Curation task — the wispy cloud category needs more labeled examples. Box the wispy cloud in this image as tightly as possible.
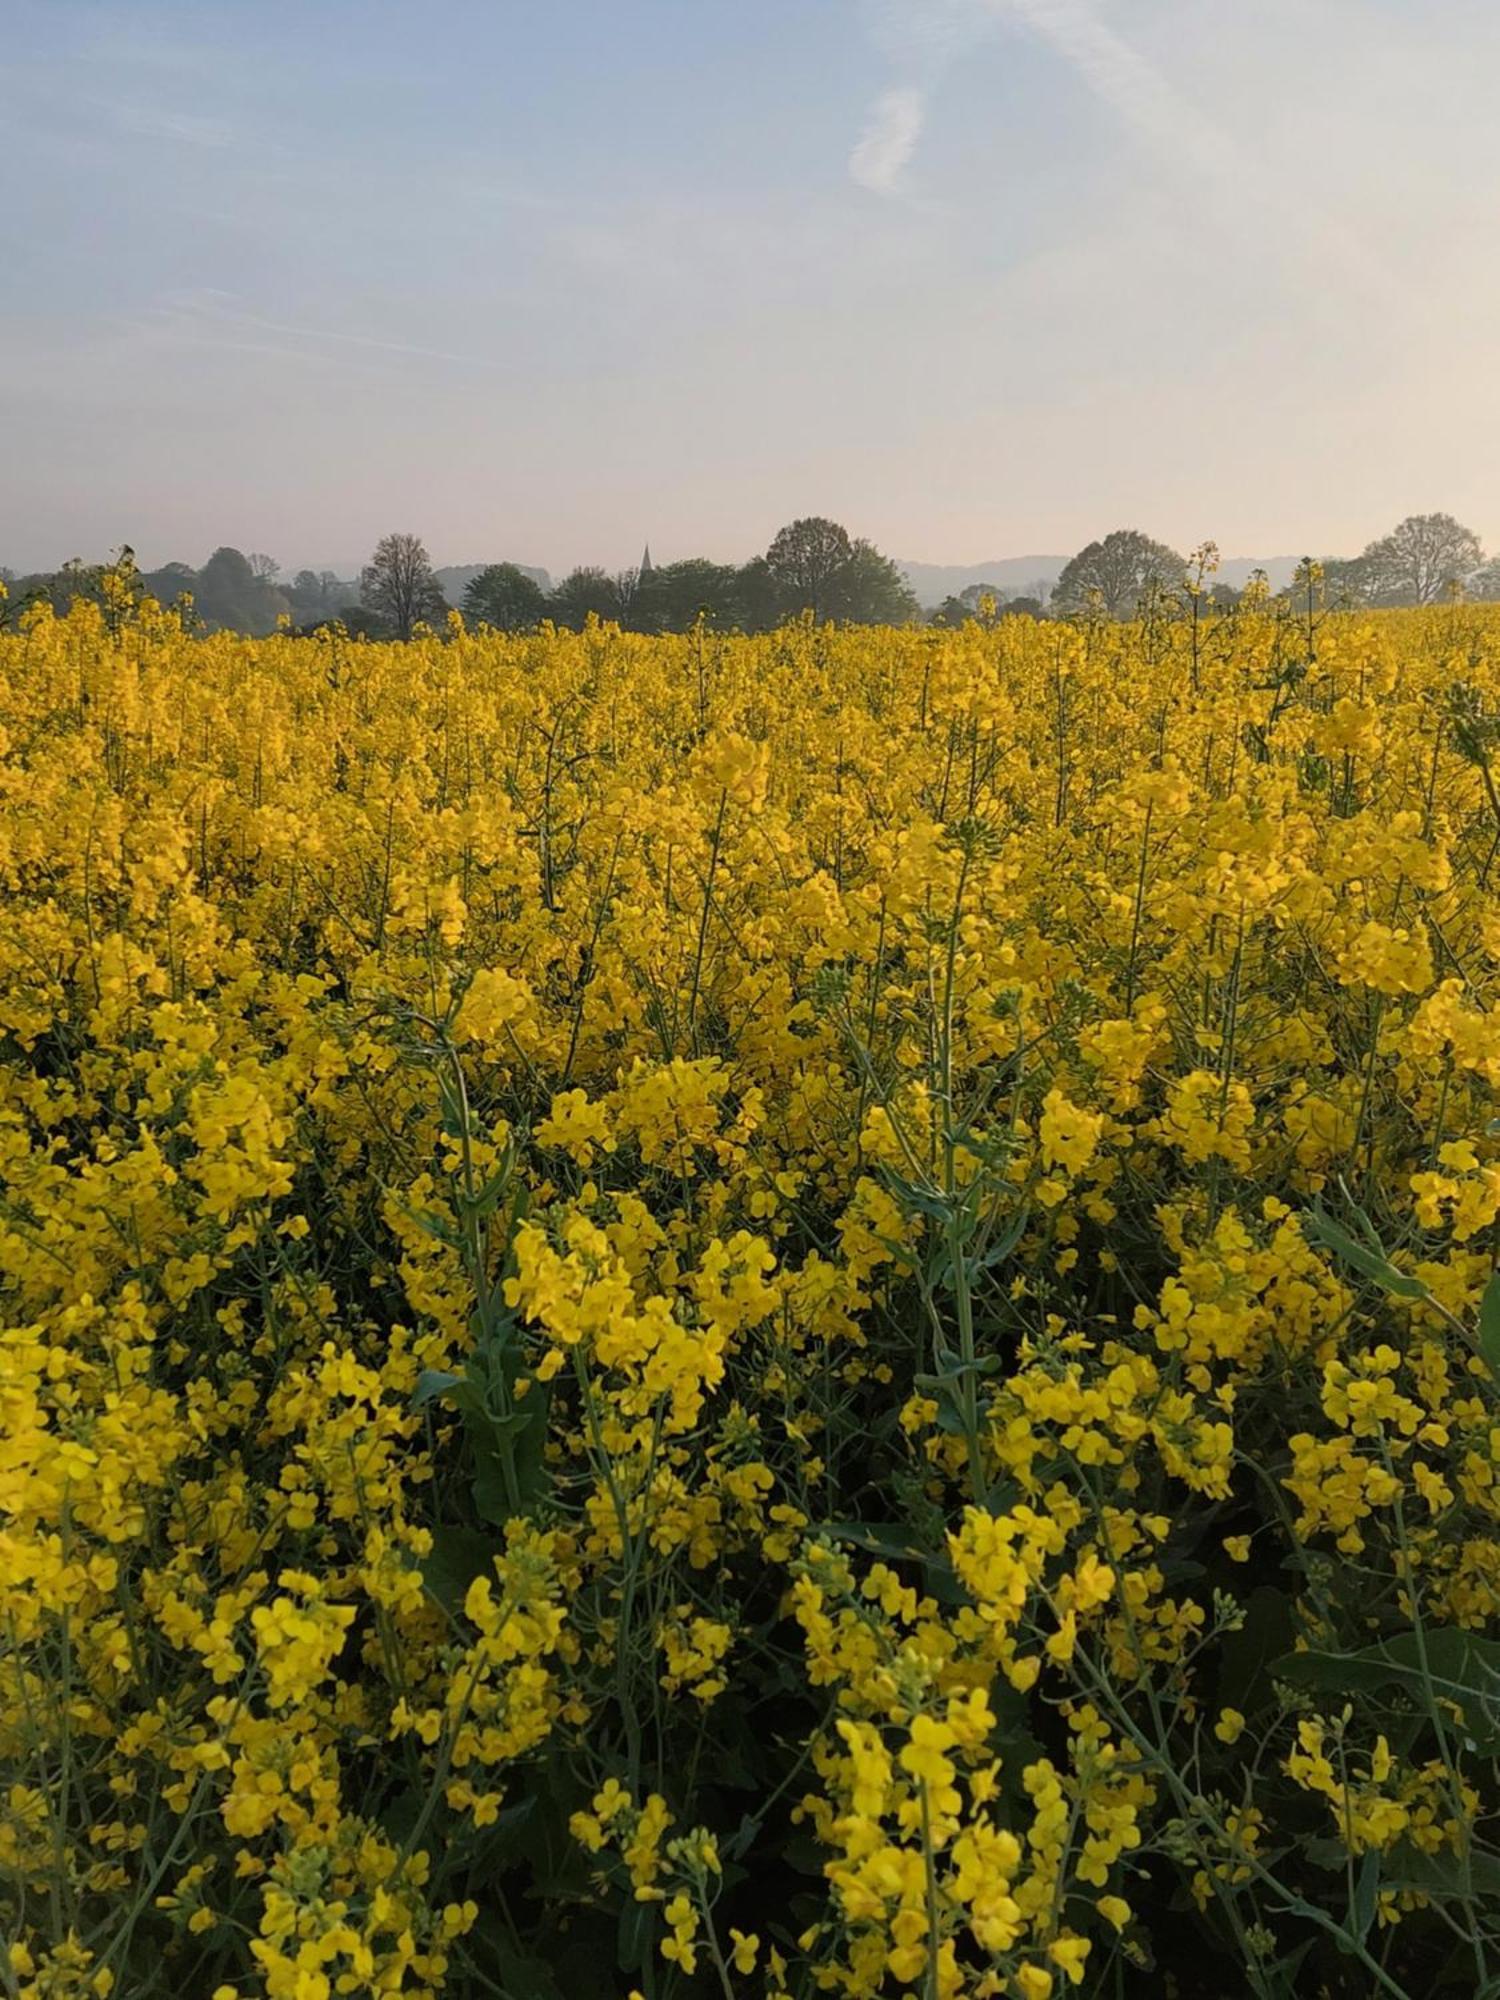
[850,86,927,193]
[995,0,1239,183]
[985,0,1413,319]
[849,1,998,196]
[149,292,500,373]
[113,104,232,148]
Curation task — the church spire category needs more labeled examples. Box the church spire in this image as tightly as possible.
[639,542,654,577]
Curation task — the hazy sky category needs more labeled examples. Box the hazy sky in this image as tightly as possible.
[4,0,1499,575]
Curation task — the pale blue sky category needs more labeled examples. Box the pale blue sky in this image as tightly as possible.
[4,0,1499,574]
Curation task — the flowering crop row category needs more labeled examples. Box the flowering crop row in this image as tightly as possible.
[2,577,1499,1998]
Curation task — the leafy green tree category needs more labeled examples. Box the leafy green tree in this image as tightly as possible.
[10,557,110,616]
[141,562,198,608]
[762,519,917,624]
[196,546,288,635]
[931,583,1006,628]
[630,558,745,633]
[322,605,391,639]
[1051,530,1185,616]
[732,557,782,633]
[547,567,629,629]
[287,570,351,622]
[824,541,920,624]
[1295,556,1380,609]
[463,563,549,632]
[1360,513,1483,605]
[360,533,446,640]
[764,517,854,619]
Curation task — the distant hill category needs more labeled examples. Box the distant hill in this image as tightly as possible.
[898,552,1306,608]
[436,563,552,607]
[898,556,1065,609]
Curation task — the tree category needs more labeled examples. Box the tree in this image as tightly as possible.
[764,517,854,619]
[248,552,281,585]
[726,558,778,634]
[288,571,356,623]
[931,595,971,629]
[1051,530,1186,616]
[822,541,919,624]
[1359,513,1483,605]
[1468,559,1500,602]
[1304,556,1379,610]
[360,533,446,640]
[463,563,549,632]
[931,584,1007,629]
[194,546,287,635]
[313,605,390,640]
[760,519,917,624]
[11,558,110,616]
[547,566,628,629]
[141,561,198,607]
[287,570,333,619]
[436,562,550,609]
[630,558,745,634]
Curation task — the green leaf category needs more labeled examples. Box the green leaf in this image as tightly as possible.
[1352,1850,1379,1940]
[825,1519,942,1565]
[617,1894,655,1975]
[1216,1585,1296,1713]
[973,1205,1031,1274]
[867,1226,920,1272]
[915,1356,1003,1393]
[470,1391,551,1525]
[1382,1840,1500,1902]
[1479,1269,1500,1381]
[1265,1939,1318,1987]
[471,1920,567,2000]
[508,1381,552,1504]
[722,1811,764,1863]
[1272,1628,1500,1749]
[404,1205,461,1248]
[823,1519,963,1601]
[1301,1209,1428,1300]
[877,1172,954,1226]
[420,1526,498,1616]
[412,1367,486,1424]
[412,1368,463,1410]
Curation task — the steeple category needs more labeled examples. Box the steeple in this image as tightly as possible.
[639,543,654,578]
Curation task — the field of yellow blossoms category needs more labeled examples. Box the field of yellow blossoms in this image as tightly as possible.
[4,573,1500,2000]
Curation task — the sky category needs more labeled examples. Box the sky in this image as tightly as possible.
[3,0,1500,576]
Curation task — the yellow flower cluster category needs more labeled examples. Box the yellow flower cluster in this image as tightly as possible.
[4,582,1500,1995]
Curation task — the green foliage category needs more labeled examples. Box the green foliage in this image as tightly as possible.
[462,561,549,632]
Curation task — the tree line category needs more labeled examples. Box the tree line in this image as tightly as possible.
[1038,515,1497,620]
[358,518,918,639]
[5,511,1496,638]
[0,520,919,640]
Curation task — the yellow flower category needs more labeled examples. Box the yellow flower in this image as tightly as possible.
[1048,1935,1092,1984]
[729,1928,760,1973]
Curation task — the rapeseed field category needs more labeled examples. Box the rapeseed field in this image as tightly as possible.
[4,575,1499,1998]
